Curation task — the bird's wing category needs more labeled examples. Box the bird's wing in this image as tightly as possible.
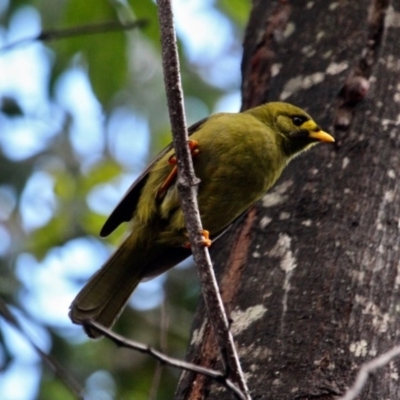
[100,117,209,237]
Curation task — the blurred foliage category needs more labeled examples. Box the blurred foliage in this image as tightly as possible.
[49,0,128,106]
[0,0,249,399]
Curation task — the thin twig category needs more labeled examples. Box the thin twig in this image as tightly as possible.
[339,345,400,400]
[0,20,148,53]
[0,299,84,399]
[155,1,250,399]
[85,320,246,400]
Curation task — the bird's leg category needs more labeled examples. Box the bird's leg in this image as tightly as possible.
[157,140,199,199]
[183,230,212,248]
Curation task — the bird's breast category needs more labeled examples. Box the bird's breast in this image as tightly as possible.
[193,123,284,234]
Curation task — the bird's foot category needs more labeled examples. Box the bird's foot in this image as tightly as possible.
[168,140,199,165]
[157,140,199,199]
[183,230,212,249]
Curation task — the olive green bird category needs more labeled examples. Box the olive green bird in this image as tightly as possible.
[69,102,334,338]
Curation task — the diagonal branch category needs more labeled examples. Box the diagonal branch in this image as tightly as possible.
[0,299,84,399]
[155,0,250,399]
[339,345,400,400]
[0,20,148,53]
[85,320,246,400]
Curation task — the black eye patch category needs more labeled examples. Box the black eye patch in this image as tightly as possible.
[291,115,309,126]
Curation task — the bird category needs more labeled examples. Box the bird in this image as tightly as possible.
[69,101,334,338]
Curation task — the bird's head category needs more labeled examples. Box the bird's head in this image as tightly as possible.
[247,102,334,159]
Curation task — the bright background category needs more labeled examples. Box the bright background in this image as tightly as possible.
[0,1,249,399]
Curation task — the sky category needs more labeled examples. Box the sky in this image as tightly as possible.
[0,1,243,399]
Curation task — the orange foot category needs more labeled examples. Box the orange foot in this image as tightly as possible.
[157,140,199,199]
[183,230,212,249]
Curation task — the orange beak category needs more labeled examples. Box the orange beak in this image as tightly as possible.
[308,130,335,143]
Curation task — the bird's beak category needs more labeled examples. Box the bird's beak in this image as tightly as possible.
[308,130,335,143]
[302,120,335,143]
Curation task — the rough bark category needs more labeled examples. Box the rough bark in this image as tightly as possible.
[176,0,400,399]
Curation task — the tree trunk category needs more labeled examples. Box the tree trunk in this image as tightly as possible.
[176,0,400,399]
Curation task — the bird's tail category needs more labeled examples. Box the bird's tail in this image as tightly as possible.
[69,235,147,338]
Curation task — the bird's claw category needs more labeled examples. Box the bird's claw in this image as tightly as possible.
[183,230,212,249]
[157,140,199,199]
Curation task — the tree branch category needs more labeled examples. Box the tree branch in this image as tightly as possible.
[85,320,246,400]
[339,345,400,400]
[0,299,84,399]
[0,20,148,53]
[155,0,250,398]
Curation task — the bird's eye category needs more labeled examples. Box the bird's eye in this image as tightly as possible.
[291,115,308,126]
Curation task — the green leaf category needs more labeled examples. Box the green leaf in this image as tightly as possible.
[49,0,128,106]
[128,0,160,49]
